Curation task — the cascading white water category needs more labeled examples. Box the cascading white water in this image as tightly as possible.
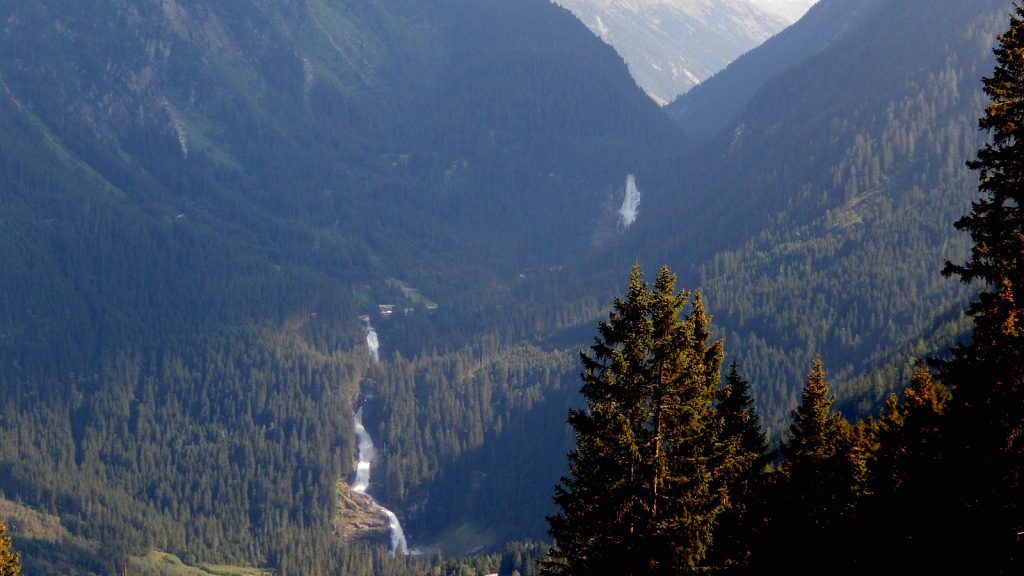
[351,317,409,556]
[617,173,641,229]
[352,406,374,493]
[352,406,409,556]
[364,317,380,364]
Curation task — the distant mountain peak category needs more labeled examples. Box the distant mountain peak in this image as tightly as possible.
[554,0,795,104]
[748,0,818,23]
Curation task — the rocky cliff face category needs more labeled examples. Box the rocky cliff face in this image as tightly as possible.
[335,485,392,547]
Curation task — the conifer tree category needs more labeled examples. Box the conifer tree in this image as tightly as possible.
[873,361,948,496]
[645,286,727,575]
[939,3,1024,571]
[781,357,848,484]
[0,518,20,576]
[861,361,948,572]
[707,362,769,573]
[718,362,769,465]
[542,265,728,576]
[759,357,855,575]
[543,265,652,576]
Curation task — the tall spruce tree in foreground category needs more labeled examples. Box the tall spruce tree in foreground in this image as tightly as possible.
[542,264,729,576]
[779,357,851,507]
[707,362,769,573]
[939,3,1024,571]
[543,265,652,576]
[717,362,769,469]
[755,357,858,575]
[861,361,949,572]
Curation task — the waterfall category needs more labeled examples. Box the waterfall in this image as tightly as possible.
[352,406,409,556]
[617,173,640,229]
[363,316,380,363]
[351,315,409,556]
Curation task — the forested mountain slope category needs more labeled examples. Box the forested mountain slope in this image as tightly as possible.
[665,0,888,135]
[602,0,1011,431]
[0,0,1015,573]
[364,0,1016,554]
[0,0,676,573]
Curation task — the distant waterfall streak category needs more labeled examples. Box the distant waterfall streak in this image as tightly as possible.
[618,174,640,229]
[352,407,375,493]
[363,317,380,363]
[352,406,409,556]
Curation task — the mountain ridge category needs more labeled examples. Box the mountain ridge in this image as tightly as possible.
[554,0,790,103]
[613,0,1007,427]
[665,0,887,134]
[0,1,675,572]
[0,0,1015,573]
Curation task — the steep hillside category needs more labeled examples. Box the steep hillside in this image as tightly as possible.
[610,0,1011,430]
[665,0,888,135]
[0,0,1016,572]
[362,1,1015,553]
[0,0,677,572]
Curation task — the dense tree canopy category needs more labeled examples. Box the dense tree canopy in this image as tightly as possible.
[2,2,1023,574]
[939,2,1024,571]
[541,6,1024,576]
[543,265,739,576]
[705,362,769,572]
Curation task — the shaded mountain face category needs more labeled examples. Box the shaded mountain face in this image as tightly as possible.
[554,0,790,104]
[665,0,889,135]
[365,0,1017,554]
[0,0,1017,572]
[0,0,681,572]
[601,0,1012,429]
[0,0,679,293]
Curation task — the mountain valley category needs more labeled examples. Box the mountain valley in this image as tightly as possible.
[0,0,1016,573]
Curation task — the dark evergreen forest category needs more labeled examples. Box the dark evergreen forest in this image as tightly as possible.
[0,0,1018,574]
